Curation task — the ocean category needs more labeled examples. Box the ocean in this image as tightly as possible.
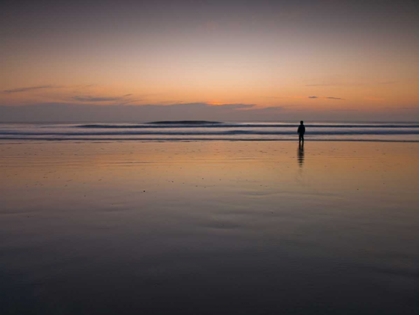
[0,121,418,141]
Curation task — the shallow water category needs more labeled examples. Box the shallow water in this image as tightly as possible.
[0,141,418,314]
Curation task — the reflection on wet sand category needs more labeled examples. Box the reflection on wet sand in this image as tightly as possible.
[0,141,418,315]
[297,142,304,167]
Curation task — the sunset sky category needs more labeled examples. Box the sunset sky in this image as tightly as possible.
[1,0,418,122]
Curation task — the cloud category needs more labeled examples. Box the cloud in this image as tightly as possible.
[3,85,58,94]
[0,102,261,123]
[326,97,344,100]
[73,96,125,102]
[308,96,344,100]
[72,94,133,104]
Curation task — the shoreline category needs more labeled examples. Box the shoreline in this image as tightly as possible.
[0,138,418,143]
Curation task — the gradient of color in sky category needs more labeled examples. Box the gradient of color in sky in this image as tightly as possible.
[1,0,418,122]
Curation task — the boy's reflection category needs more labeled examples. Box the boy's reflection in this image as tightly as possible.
[297,142,304,167]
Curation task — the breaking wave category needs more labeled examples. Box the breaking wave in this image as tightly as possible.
[0,122,417,141]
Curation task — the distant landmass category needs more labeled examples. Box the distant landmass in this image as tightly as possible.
[148,120,222,125]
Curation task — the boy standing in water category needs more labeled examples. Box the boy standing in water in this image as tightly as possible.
[297,121,305,144]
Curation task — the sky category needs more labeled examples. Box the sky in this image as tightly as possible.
[0,0,418,122]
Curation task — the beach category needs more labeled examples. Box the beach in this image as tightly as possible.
[0,140,418,314]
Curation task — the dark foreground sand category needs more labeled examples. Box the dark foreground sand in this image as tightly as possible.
[0,141,418,315]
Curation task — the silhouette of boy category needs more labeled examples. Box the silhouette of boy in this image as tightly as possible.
[297,121,305,143]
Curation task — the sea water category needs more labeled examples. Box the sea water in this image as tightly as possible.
[0,121,417,141]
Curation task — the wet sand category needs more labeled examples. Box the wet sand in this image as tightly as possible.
[0,141,418,314]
